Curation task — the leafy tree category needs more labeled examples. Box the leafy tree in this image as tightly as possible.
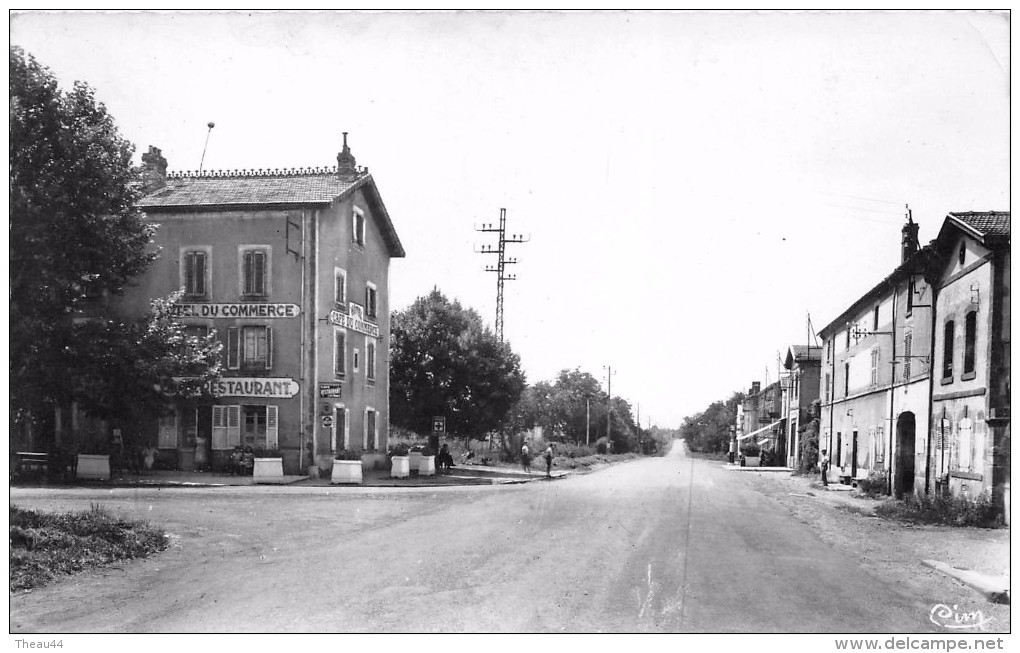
[681,391,746,453]
[9,47,221,439]
[389,288,526,438]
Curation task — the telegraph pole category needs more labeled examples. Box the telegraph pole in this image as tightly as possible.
[604,365,616,450]
[475,208,528,342]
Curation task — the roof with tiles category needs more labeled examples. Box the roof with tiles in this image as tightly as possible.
[137,167,367,208]
[946,211,1010,242]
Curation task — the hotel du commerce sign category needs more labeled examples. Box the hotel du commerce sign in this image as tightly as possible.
[328,302,380,338]
[171,303,300,319]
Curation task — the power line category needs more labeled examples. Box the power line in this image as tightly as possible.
[474,208,529,342]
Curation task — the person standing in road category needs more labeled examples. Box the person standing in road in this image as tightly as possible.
[819,449,830,487]
[544,444,554,477]
[521,441,531,474]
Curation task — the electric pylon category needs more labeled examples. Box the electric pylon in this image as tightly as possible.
[475,208,528,342]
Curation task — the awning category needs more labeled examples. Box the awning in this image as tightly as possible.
[737,419,784,441]
[757,438,771,446]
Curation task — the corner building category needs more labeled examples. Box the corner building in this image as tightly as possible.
[119,135,404,474]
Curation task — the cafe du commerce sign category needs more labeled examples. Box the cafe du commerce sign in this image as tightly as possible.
[328,302,380,338]
[171,303,300,319]
[177,377,300,398]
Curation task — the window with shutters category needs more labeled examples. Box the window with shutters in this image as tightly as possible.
[183,250,209,298]
[212,406,230,451]
[240,247,269,297]
[241,326,272,369]
[962,311,977,379]
[334,267,347,305]
[870,348,880,386]
[353,206,366,247]
[365,407,377,451]
[366,282,378,319]
[942,320,955,381]
[367,339,376,381]
[334,329,346,377]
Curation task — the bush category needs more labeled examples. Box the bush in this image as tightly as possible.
[875,492,1002,528]
[855,471,886,497]
[595,437,609,455]
[741,443,760,457]
[253,447,281,458]
[388,443,410,457]
[334,449,361,461]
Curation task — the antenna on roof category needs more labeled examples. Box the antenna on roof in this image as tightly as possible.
[199,122,215,174]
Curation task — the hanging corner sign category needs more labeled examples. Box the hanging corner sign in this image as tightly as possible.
[432,416,446,433]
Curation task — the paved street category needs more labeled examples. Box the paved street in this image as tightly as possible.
[9,443,979,633]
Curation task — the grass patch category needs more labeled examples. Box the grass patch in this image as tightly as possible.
[10,503,170,592]
[874,493,1002,528]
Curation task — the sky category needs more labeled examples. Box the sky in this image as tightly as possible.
[10,11,1010,429]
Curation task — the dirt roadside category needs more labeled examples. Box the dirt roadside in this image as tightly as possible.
[738,469,1010,632]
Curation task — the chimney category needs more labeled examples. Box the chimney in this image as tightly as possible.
[751,381,761,395]
[141,145,168,193]
[901,210,919,263]
[336,132,358,179]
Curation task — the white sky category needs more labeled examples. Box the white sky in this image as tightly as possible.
[10,11,1009,429]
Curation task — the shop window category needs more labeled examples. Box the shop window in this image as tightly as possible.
[963,311,977,379]
[942,320,955,381]
[241,248,268,297]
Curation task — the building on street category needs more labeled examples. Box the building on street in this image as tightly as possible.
[928,211,1010,520]
[817,215,935,495]
[112,134,404,474]
[782,344,821,468]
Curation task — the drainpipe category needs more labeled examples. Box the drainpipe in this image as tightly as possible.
[887,282,897,495]
[311,208,320,470]
[298,210,308,473]
[924,277,938,495]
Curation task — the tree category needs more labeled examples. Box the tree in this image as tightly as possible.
[9,47,221,439]
[680,390,745,453]
[389,288,526,438]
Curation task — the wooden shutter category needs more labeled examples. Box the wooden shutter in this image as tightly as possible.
[343,408,350,449]
[194,252,206,296]
[265,326,273,370]
[227,327,239,369]
[243,250,253,295]
[227,405,241,447]
[254,251,266,295]
[367,341,376,380]
[185,253,195,294]
[266,406,278,449]
[211,406,229,450]
[335,330,345,375]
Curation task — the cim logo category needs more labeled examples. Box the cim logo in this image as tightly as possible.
[929,604,994,630]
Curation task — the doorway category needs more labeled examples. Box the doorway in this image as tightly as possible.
[851,431,859,479]
[242,406,267,448]
[896,412,916,498]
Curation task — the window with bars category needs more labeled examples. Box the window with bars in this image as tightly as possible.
[242,249,268,297]
[903,333,912,381]
[184,251,208,297]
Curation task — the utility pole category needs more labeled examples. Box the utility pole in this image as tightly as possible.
[604,365,616,450]
[475,208,529,342]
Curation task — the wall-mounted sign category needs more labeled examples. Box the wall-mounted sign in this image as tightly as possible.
[204,377,299,398]
[328,307,380,338]
[172,303,300,319]
[321,415,334,428]
[432,416,446,433]
[319,382,343,398]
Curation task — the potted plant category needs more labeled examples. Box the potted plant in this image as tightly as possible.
[742,443,761,468]
[408,445,423,476]
[331,449,363,485]
[389,443,410,479]
[253,447,284,482]
[419,446,436,477]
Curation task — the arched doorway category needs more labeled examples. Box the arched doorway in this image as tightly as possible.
[896,412,916,498]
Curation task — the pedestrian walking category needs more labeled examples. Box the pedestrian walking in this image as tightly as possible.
[521,442,531,474]
[544,445,554,477]
[819,449,830,487]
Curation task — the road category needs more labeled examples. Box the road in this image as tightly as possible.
[11,443,946,633]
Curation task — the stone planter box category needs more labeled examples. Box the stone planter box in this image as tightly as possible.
[419,455,436,477]
[331,460,363,484]
[253,457,284,483]
[76,454,111,481]
[408,451,423,474]
[742,456,760,468]
[390,455,410,479]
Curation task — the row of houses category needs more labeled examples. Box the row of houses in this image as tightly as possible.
[30,135,405,476]
[735,211,1010,521]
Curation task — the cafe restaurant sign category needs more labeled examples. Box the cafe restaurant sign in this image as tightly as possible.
[328,303,380,338]
[172,303,300,319]
[177,377,300,398]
